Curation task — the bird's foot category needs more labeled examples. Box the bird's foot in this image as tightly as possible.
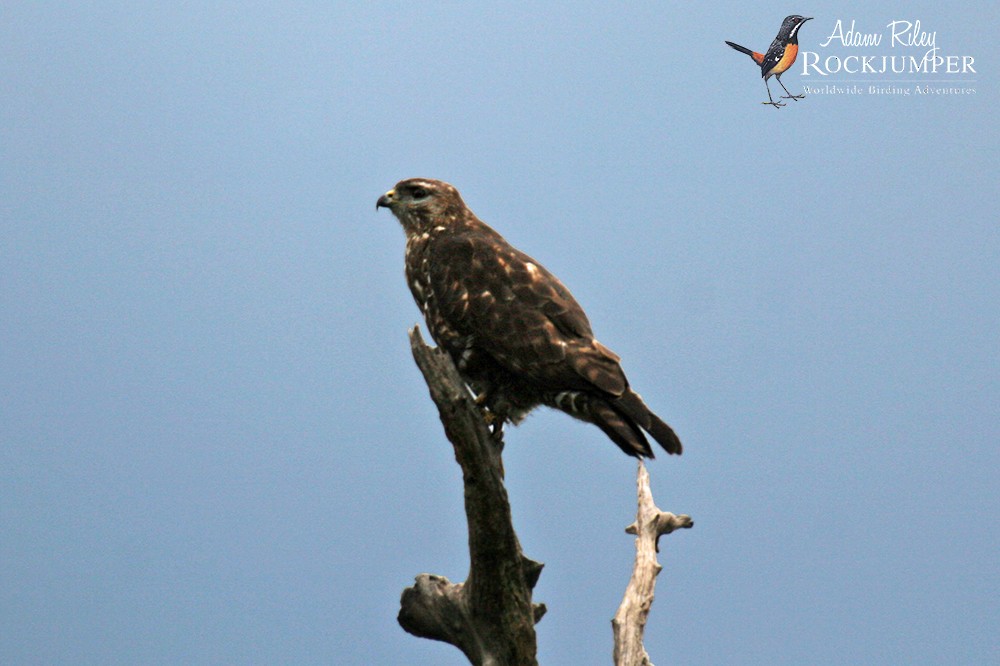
[476,397,503,433]
[475,393,497,424]
[781,93,805,100]
[762,100,785,108]
[472,391,506,443]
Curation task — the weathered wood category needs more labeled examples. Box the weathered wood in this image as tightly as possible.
[398,326,545,666]
[612,461,693,666]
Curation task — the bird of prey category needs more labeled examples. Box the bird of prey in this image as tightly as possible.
[377,178,682,458]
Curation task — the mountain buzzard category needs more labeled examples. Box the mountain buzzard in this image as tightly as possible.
[377,178,682,458]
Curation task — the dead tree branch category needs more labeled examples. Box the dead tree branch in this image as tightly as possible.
[398,326,545,666]
[612,461,693,666]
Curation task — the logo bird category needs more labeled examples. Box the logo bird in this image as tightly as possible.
[726,15,812,107]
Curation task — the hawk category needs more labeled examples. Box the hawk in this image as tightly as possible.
[377,178,682,458]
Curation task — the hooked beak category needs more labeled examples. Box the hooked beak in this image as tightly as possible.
[376,189,395,210]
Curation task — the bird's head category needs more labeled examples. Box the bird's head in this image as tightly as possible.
[781,15,812,40]
[376,178,467,234]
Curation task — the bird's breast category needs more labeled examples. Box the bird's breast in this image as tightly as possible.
[772,43,798,74]
[405,238,432,311]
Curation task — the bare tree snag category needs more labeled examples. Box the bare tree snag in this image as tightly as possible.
[612,461,693,666]
[398,326,546,666]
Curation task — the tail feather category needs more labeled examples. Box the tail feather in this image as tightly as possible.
[725,40,765,65]
[725,40,753,56]
[645,411,683,456]
[588,400,654,458]
[615,390,683,456]
[549,388,682,458]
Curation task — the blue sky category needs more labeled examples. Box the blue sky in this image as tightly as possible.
[2,3,996,664]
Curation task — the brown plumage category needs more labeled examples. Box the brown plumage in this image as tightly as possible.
[377,178,682,458]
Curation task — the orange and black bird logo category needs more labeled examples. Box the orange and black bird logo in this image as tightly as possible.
[726,15,812,108]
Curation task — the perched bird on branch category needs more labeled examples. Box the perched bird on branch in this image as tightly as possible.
[377,178,682,458]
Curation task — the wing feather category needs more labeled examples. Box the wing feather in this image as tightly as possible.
[427,228,628,396]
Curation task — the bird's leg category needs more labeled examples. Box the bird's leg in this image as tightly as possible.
[778,75,805,100]
[469,391,505,477]
[762,78,785,107]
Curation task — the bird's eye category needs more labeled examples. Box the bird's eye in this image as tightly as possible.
[411,187,430,199]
